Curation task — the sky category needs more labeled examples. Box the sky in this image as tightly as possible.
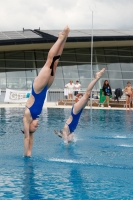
[0,0,132,31]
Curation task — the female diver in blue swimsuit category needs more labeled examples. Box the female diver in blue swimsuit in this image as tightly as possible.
[54,68,105,144]
[22,26,70,156]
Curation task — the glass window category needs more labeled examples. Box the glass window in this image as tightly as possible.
[6,60,27,89]
[78,65,92,78]
[35,50,45,60]
[119,57,132,63]
[108,70,122,79]
[104,48,119,64]
[49,65,64,89]
[7,77,26,89]
[25,52,37,78]
[80,78,91,89]
[5,51,24,59]
[75,48,91,64]
[0,52,4,59]
[116,47,133,77]
[25,67,37,78]
[122,71,133,79]
[26,78,34,90]
[94,48,105,64]
[35,50,45,74]
[43,50,49,60]
[5,51,26,80]
[0,60,6,79]
[0,57,6,89]
[26,69,37,78]
[36,61,44,74]
[1,47,133,91]
[63,65,79,79]
[61,50,76,66]
[6,61,25,77]
[95,48,104,56]
[107,63,122,79]
[105,55,119,64]
[118,47,131,56]
[130,47,133,56]
[121,63,133,71]
[0,53,5,80]
[104,48,118,55]
[50,78,64,89]
[61,49,79,79]
[109,80,124,90]
[107,63,121,70]
[55,65,63,76]
[4,51,35,89]
[119,47,132,64]
[0,78,6,88]
[76,49,91,80]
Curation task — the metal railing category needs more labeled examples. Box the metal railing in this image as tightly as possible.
[47,89,65,102]
[47,88,100,102]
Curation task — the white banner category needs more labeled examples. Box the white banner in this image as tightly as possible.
[4,89,31,103]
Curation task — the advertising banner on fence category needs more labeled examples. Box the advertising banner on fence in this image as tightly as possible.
[4,89,31,103]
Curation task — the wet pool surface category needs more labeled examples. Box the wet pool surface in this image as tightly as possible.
[0,108,133,199]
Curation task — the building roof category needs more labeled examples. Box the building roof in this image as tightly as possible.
[0,29,133,51]
[0,29,133,46]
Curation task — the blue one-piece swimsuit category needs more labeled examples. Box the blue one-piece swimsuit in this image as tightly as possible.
[27,55,61,119]
[27,83,48,119]
[66,107,83,133]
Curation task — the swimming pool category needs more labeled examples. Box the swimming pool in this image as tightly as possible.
[0,107,133,199]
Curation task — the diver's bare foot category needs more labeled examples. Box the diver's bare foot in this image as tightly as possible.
[26,151,32,157]
[58,26,70,39]
[64,26,70,36]
[23,154,31,157]
[95,68,105,79]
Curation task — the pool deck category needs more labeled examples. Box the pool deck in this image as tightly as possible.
[0,102,131,111]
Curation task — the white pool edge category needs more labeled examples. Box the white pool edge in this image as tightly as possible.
[0,102,131,111]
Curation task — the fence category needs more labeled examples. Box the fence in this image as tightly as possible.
[47,89,65,102]
[47,89,100,102]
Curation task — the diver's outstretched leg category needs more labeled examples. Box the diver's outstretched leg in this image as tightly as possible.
[74,68,105,114]
[34,26,70,93]
[48,35,68,88]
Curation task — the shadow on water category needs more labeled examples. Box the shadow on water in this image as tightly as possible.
[62,145,90,199]
[22,158,43,200]
[69,169,89,200]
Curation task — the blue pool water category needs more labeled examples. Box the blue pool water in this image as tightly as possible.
[0,108,133,199]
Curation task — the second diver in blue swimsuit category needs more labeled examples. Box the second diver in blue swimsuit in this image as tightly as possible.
[54,68,105,144]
